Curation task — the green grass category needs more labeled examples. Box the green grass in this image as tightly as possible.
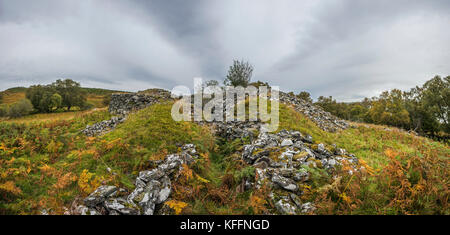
[278,103,450,169]
[0,99,448,215]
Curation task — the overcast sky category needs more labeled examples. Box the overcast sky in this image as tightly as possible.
[0,0,449,101]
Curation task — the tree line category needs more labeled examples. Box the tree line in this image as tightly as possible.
[311,75,449,140]
[0,79,88,118]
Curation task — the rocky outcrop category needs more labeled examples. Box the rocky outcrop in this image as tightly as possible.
[109,89,172,115]
[279,91,349,132]
[82,116,126,136]
[74,144,198,215]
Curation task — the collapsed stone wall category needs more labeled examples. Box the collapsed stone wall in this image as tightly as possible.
[82,116,126,136]
[109,89,172,115]
[82,89,173,136]
[77,87,358,215]
[279,91,349,132]
[74,144,198,215]
[210,120,360,214]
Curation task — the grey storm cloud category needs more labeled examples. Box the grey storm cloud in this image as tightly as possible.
[0,0,449,101]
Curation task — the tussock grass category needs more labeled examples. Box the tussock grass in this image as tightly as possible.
[0,100,448,215]
[279,104,450,214]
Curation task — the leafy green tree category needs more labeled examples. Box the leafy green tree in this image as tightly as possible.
[52,79,87,110]
[224,60,253,87]
[421,76,449,133]
[49,93,62,111]
[26,85,55,113]
[368,89,411,128]
[297,91,313,103]
[8,99,33,118]
[349,104,368,122]
[316,96,337,114]
[26,86,63,112]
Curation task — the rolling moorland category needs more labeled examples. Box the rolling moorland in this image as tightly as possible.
[0,84,449,215]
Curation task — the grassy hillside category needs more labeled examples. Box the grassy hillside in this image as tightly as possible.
[0,102,214,214]
[279,103,449,214]
[0,101,448,215]
[0,88,27,104]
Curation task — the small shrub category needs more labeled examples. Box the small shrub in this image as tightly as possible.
[8,99,33,118]
[0,104,8,117]
[224,60,253,87]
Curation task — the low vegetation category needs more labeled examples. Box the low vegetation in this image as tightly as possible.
[0,102,214,214]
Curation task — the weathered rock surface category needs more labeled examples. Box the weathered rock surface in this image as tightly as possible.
[77,144,198,215]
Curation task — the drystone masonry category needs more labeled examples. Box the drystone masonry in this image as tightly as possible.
[74,144,198,215]
[109,89,172,115]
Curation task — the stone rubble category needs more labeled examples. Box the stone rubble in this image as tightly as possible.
[75,144,198,215]
[217,124,359,215]
[246,130,358,214]
[109,89,172,116]
[279,91,349,132]
[82,89,173,136]
[77,87,360,215]
[82,116,126,136]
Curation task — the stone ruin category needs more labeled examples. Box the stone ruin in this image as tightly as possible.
[76,87,359,215]
[81,89,173,136]
[109,89,172,116]
[73,144,198,215]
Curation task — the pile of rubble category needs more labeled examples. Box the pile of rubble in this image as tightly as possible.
[81,116,126,136]
[109,89,173,116]
[74,144,198,215]
[241,129,358,214]
[212,121,262,141]
[208,118,359,215]
[279,92,349,132]
[82,89,173,136]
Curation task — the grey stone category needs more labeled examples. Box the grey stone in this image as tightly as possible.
[293,170,309,182]
[280,139,293,147]
[84,186,118,207]
[104,198,140,215]
[301,202,316,213]
[275,199,297,215]
[271,174,298,192]
[138,168,165,182]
